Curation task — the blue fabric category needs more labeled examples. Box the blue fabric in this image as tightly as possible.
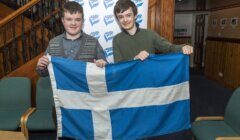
[110,100,190,139]
[61,108,94,140]
[106,53,189,92]
[52,57,89,93]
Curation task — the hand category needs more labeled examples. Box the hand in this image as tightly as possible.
[182,45,193,55]
[134,50,149,61]
[94,59,107,68]
[37,55,50,70]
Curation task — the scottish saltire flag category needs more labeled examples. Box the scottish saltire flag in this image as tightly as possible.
[48,53,190,140]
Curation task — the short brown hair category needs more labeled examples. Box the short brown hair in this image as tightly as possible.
[62,1,84,18]
[114,0,138,18]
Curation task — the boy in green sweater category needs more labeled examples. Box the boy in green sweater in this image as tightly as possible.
[113,0,193,63]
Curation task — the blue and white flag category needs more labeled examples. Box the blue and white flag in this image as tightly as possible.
[48,53,190,140]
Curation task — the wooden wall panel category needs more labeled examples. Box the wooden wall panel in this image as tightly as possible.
[208,7,240,39]
[223,43,240,88]
[148,0,174,42]
[148,0,157,31]
[205,39,240,89]
[159,0,174,42]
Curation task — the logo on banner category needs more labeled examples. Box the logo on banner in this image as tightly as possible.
[89,15,100,26]
[104,31,114,42]
[104,15,115,26]
[136,14,143,24]
[104,47,113,57]
[89,0,99,9]
[74,0,84,6]
[104,0,114,9]
[90,31,100,39]
[132,0,144,7]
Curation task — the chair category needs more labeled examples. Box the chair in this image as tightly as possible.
[191,87,240,140]
[0,77,31,134]
[22,76,56,139]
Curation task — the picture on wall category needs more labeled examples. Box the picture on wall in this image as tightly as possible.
[230,17,238,28]
[211,18,217,28]
[220,18,227,29]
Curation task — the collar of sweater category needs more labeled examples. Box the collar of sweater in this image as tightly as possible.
[122,22,140,36]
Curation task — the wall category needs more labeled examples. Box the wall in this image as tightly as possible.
[174,14,193,36]
[205,4,240,89]
[208,7,240,39]
[174,13,195,67]
[175,0,196,10]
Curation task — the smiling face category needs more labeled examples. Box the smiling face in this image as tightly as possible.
[116,7,137,33]
[62,11,83,39]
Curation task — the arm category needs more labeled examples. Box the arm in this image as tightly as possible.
[95,41,107,61]
[153,31,193,54]
[36,55,50,77]
[153,31,182,53]
[36,47,50,77]
[133,51,149,61]
[181,45,193,54]
[95,41,107,68]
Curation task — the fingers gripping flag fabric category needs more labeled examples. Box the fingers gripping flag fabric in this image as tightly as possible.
[48,53,190,140]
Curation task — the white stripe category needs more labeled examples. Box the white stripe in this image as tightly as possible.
[56,82,189,110]
[86,63,108,96]
[48,56,63,138]
[86,63,112,140]
[92,111,112,140]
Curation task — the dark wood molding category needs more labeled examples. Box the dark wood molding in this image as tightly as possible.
[175,10,209,14]
[0,0,40,26]
[175,3,240,13]
[209,2,240,11]
[207,37,240,43]
[196,0,206,11]
[174,36,192,39]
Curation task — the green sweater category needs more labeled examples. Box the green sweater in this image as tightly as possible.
[113,28,182,63]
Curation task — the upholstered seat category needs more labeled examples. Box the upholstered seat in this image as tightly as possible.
[0,77,31,131]
[191,87,240,140]
[23,76,55,139]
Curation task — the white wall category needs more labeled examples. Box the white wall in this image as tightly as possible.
[174,14,193,37]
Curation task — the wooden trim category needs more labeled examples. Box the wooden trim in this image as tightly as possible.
[0,0,40,27]
[175,3,240,12]
[209,2,240,11]
[160,0,174,42]
[216,137,240,140]
[21,107,36,140]
[195,116,224,121]
[175,10,209,14]
[207,37,240,43]
[174,36,192,39]
[149,0,156,8]
[0,9,60,48]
